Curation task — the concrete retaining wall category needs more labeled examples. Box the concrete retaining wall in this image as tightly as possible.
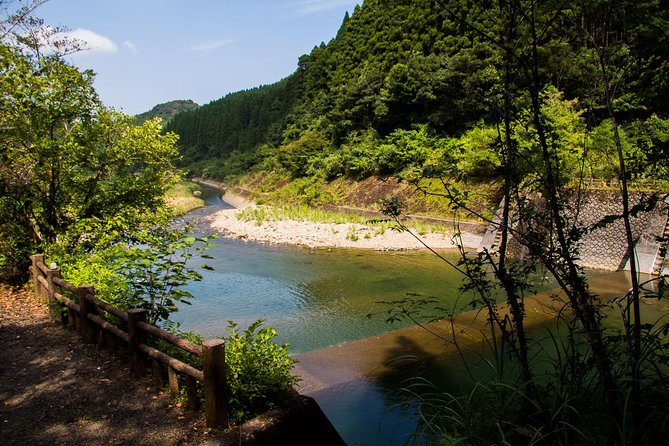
[213,394,345,446]
[482,190,669,272]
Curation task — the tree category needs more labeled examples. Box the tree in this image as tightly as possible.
[388,1,669,443]
[0,14,181,283]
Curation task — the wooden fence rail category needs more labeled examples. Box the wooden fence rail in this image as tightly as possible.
[29,254,229,428]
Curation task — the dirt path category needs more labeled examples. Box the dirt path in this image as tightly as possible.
[0,286,209,446]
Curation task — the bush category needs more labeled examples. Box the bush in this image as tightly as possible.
[224,320,299,422]
[277,129,330,177]
[272,176,326,206]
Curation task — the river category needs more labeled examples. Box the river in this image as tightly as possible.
[173,185,661,445]
[175,185,484,354]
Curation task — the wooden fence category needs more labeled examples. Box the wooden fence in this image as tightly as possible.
[29,254,229,428]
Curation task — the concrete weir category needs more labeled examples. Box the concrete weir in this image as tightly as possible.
[290,272,662,444]
[293,271,637,397]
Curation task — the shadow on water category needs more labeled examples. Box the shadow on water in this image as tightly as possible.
[306,337,438,446]
[296,270,651,445]
[303,328,499,445]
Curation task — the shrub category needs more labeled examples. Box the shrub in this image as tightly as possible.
[224,320,299,422]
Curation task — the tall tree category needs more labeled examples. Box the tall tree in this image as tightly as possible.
[0,5,181,283]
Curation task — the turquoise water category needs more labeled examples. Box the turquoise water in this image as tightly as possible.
[175,186,474,354]
[177,241,474,354]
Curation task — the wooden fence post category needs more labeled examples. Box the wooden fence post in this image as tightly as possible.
[66,303,76,330]
[203,339,229,428]
[45,265,61,320]
[151,359,165,388]
[168,367,180,397]
[30,254,44,300]
[77,285,98,344]
[128,309,149,378]
[185,376,200,411]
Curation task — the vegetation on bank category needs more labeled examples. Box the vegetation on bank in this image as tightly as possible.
[235,203,450,239]
[233,170,500,223]
[165,180,205,216]
[167,0,669,230]
[0,2,298,426]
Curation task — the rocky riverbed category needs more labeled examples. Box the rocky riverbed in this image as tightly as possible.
[207,191,483,251]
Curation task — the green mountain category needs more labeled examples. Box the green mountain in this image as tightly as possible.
[165,0,669,182]
[136,99,199,125]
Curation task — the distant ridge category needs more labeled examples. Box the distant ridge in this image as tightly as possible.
[135,99,199,125]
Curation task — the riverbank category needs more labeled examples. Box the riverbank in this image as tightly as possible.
[165,180,205,215]
[208,189,483,250]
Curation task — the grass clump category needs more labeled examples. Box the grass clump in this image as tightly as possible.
[165,181,204,215]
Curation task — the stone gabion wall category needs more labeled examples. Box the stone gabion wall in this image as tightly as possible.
[486,190,669,272]
[566,190,667,271]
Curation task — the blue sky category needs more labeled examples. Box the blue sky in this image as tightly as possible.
[36,0,361,115]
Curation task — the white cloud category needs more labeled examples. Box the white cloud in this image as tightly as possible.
[60,28,118,54]
[185,39,235,52]
[294,0,358,15]
[123,40,138,54]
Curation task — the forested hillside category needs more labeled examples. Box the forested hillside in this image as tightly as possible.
[135,99,199,125]
[167,78,300,177]
[166,0,669,188]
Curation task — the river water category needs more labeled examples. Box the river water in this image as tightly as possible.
[173,185,663,445]
[175,185,482,354]
[174,186,487,443]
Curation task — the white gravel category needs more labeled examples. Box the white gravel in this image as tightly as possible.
[208,192,482,251]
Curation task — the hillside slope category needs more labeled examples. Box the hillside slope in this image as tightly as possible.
[135,99,199,125]
[165,0,669,188]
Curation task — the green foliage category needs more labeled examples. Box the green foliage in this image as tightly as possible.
[45,215,215,326]
[278,126,458,181]
[513,86,588,184]
[0,39,181,283]
[111,227,215,325]
[277,129,330,178]
[587,115,669,180]
[223,320,299,422]
[452,125,500,178]
[271,176,327,206]
[56,250,127,308]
